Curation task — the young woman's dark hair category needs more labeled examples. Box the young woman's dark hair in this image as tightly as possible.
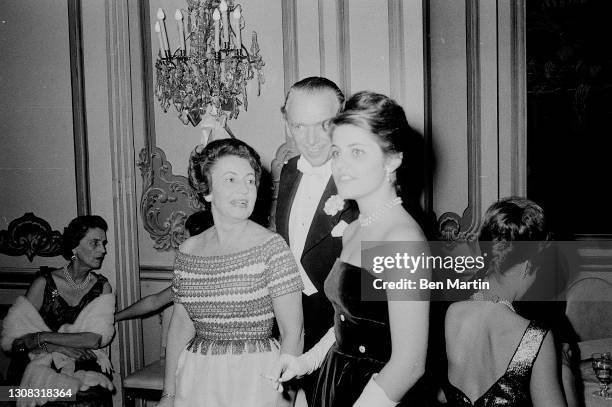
[478,197,549,277]
[329,91,430,236]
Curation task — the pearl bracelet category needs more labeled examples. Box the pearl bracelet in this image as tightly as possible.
[159,393,175,400]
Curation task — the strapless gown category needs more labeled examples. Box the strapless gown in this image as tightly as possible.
[443,320,549,406]
[311,259,426,407]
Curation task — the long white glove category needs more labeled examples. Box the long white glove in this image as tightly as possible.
[353,374,399,407]
[270,327,336,392]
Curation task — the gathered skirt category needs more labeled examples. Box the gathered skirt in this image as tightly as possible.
[174,339,282,407]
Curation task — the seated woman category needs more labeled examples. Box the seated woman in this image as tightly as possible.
[272,91,430,407]
[156,139,303,407]
[1,215,115,406]
[443,197,567,407]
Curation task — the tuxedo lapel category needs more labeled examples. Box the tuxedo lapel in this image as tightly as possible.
[302,176,338,257]
[276,159,302,241]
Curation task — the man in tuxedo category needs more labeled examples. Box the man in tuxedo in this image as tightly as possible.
[274,77,358,399]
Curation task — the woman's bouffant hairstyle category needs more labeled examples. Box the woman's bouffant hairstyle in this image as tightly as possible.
[328,91,428,231]
[62,215,108,260]
[478,197,549,277]
[188,138,262,205]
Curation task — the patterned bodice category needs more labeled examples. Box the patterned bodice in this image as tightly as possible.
[172,234,303,354]
[444,320,549,407]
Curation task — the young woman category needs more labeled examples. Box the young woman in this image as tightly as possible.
[443,198,567,407]
[272,91,430,406]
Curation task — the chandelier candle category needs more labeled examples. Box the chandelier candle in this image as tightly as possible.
[220,0,229,44]
[232,5,242,52]
[174,9,186,53]
[213,8,221,53]
[156,8,170,57]
[154,22,164,55]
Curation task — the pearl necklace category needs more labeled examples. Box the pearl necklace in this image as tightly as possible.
[358,197,403,227]
[471,291,515,313]
[63,264,92,290]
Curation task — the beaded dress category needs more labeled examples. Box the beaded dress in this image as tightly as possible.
[171,234,303,407]
[443,320,549,406]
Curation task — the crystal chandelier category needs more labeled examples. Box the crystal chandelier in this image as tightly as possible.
[154,0,265,127]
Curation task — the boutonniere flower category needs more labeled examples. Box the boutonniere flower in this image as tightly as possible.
[324,195,345,216]
[331,220,349,237]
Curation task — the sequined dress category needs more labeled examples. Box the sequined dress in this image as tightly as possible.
[171,234,303,407]
[312,260,425,407]
[443,320,549,407]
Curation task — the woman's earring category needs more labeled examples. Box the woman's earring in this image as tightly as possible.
[204,195,212,202]
[71,252,77,262]
[522,262,530,279]
[385,169,391,183]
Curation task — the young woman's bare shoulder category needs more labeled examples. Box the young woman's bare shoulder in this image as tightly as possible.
[383,221,426,242]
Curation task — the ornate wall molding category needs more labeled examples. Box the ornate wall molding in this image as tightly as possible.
[336,0,351,96]
[435,0,482,242]
[281,0,298,95]
[388,0,406,104]
[510,0,527,196]
[138,146,204,251]
[0,213,63,262]
[106,0,144,383]
[68,0,90,215]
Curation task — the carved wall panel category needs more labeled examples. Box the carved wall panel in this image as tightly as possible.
[0,213,63,262]
[138,146,204,251]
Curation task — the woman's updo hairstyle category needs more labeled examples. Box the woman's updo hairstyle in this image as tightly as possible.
[188,138,262,205]
[328,91,427,232]
[62,215,108,260]
[478,197,549,277]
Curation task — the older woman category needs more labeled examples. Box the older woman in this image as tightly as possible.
[272,91,430,406]
[156,139,303,407]
[1,215,115,406]
[443,197,567,406]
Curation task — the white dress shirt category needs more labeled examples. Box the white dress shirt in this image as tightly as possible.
[288,157,332,295]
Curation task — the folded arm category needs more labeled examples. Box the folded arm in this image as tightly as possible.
[14,277,112,353]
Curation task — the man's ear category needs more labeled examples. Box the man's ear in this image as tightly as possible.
[284,119,294,139]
